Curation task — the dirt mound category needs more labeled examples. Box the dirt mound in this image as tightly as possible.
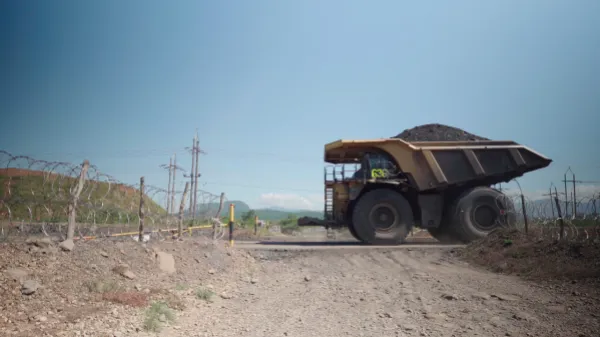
[393,123,490,141]
[0,236,256,336]
[458,228,600,280]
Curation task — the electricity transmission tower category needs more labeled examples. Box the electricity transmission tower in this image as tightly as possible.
[159,153,185,214]
[184,130,205,223]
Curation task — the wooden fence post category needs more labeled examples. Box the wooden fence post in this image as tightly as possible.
[138,177,145,242]
[520,194,528,234]
[178,182,190,239]
[553,188,565,240]
[66,160,89,240]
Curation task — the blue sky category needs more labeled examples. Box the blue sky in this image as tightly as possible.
[1,0,599,210]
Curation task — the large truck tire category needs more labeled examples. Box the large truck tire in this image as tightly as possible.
[351,189,414,245]
[346,221,361,242]
[447,187,517,243]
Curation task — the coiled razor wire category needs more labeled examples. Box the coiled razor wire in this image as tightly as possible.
[0,150,224,242]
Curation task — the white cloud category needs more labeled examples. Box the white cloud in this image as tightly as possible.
[257,193,323,211]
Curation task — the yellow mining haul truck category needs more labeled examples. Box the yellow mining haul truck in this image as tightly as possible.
[298,138,552,244]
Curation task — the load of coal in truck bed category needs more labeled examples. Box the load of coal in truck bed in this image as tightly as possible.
[393,123,490,142]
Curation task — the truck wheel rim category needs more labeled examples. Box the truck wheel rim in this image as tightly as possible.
[472,204,499,230]
[368,204,399,232]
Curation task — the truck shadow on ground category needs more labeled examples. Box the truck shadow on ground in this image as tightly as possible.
[250,240,447,247]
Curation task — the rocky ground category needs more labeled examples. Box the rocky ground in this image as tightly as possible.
[1,229,599,337]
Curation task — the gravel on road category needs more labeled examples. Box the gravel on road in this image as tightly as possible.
[132,247,599,337]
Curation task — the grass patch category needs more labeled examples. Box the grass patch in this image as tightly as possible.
[143,301,175,333]
[174,283,188,291]
[195,287,215,301]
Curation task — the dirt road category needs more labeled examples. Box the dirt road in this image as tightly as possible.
[131,246,598,337]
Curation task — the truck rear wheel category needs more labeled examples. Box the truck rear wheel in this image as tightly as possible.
[448,187,516,243]
[351,189,414,245]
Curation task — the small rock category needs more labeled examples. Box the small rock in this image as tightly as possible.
[220,292,233,299]
[36,315,47,322]
[5,268,29,282]
[547,305,567,313]
[492,294,520,302]
[26,237,53,248]
[208,269,216,275]
[155,251,176,274]
[304,275,311,282]
[135,284,143,291]
[512,312,537,322]
[442,293,459,300]
[471,292,490,300]
[403,324,418,331]
[100,251,109,258]
[112,264,136,280]
[59,239,75,251]
[250,278,258,284]
[21,280,40,295]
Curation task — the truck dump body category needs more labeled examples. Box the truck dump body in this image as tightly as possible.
[324,138,552,192]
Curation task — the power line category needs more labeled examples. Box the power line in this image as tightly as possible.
[11,146,317,163]
[202,181,321,193]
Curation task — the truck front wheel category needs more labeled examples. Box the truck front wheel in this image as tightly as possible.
[351,189,414,245]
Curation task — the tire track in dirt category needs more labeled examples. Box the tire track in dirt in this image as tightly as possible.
[133,247,599,337]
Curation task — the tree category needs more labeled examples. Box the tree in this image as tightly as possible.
[279,214,298,233]
[241,210,257,228]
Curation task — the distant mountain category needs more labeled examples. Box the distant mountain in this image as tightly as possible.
[187,200,323,221]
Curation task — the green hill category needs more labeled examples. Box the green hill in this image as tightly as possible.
[0,169,165,223]
[191,199,323,221]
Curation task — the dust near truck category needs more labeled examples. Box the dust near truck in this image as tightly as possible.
[299,124,553,245]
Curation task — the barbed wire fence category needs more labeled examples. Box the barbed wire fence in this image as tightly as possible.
[1,149,598,244]
[0,150,228,243]
[498,180,599,242]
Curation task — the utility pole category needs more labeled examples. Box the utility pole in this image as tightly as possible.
[161,154,187,216]
[542,187,555,219]
[564,171,569,218]
[188,136,196,215]
[171,153,177,215]
[167,156,173,213]
[193,135,200,219]
[160,155,175,214]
